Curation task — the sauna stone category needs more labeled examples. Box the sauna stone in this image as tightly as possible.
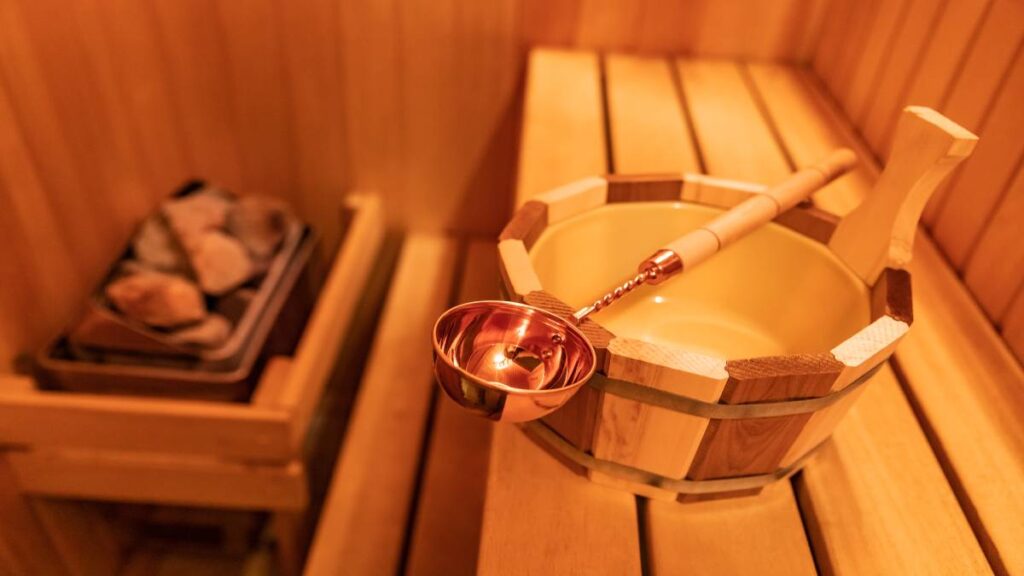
[162,189,233,251]
[105,271,207,328]
[132,216,186,272]
[228,196,292,259]
[168,314,232,348]
[191,231,255,296]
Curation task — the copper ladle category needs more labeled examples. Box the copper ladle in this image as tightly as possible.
[433,149,857,422]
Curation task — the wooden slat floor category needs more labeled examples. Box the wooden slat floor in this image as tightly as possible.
[132,50,1022,575]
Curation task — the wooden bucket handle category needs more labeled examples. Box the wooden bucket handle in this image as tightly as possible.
[828,106,978,285]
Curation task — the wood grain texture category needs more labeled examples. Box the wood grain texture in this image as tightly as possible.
[303,234,457,576]
[29,499,125,576]
[860,0,947,151]
[840,0,912,123]
[829,106,977,285]
[516,49,606,206]
[921,0,1024,225]
[871,268,914,324]
[10,450,307,511]
[745,63,872,214]
[0,381,293,461]
[764,63,1007,574]
[534,176,608,224]
[497,239,543,301]
[597,337,727,479]
[645,482,816,576]
[498,201,548,249]
[605,174,684,203]
[870,0,991,158]
[678,58,791,183]
[275,195,384,449]
[819,0,880,100]
[932,50,1024,268]
[797,366,990,575]
[0,6,830,370]
[406,241,499,576]
[896,235,1024,575]
[604,54,699,174]
[684,355,842,485]
[1003,290,1024,364]
[478,424,641,576]
[0,456,68,576]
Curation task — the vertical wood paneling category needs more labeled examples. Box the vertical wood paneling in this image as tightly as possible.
[874,0,991,158]
[823,0,881,100]
[932,52,1024,268]
[277,0,346,255]
[922,0,1024,224]
[89,1,191,198]
[965,163,1024,322]
[860,0,947,153]
[216,0,295,199]
[522,0,827,59]
[0,1,119,280]
[811,0,1024,352]
[151,0,245,192]
[1003,290,1024,364]
[399,0,521,235]
[840,0,910,122]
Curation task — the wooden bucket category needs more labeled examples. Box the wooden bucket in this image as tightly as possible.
[497,107,977,501]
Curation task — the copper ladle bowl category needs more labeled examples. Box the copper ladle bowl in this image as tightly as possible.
[432,300,597,422]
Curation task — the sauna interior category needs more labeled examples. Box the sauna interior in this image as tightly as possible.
[0,1,1022,575]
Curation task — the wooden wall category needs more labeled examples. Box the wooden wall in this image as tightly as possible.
[810,0,1024,359]
[0,0,828,371]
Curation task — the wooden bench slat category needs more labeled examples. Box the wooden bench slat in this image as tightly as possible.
[0,383,293,462]
[676,59,790,184]
[516,49,606,205]
[478,425,642,575]
[748,62,995,573]
[479,47,641,576]
[303,234,457,576]
[645,482,815,576]
[606,50,806,569]
[796,369,991,574]
[778,68,1024,572]
[406,241,499,576]
[9,449,306,511]
[900,236,1024,574]
[604,54,699,174]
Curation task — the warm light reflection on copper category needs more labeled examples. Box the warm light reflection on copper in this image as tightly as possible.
[432,300,596,422]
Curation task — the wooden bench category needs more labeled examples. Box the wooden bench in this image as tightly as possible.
[304,48,1021,576]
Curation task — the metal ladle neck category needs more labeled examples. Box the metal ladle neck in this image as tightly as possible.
[570,249,683,324]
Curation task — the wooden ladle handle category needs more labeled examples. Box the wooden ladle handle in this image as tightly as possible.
[641,148,858,283]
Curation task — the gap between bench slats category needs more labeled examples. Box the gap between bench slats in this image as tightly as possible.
[303,235,457,576]
[404,240,499,575]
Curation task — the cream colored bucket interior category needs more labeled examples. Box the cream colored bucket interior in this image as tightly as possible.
[530,202,870,359]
